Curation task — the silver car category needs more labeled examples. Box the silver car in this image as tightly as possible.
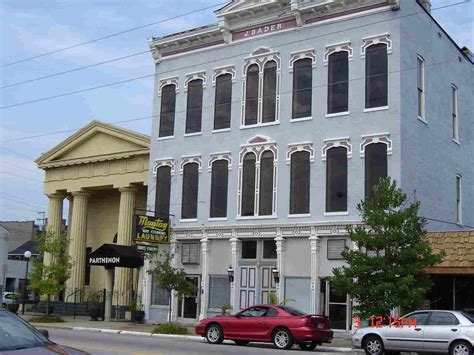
[352,310,474,355]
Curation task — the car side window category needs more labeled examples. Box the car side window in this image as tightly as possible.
[429,312,459,326]
[240,307,268,317]
[264,308,278,317]
[405,312,429,326]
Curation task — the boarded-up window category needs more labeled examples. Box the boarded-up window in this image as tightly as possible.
[151,278,169,305]
[208,275,230,308]
[181,242,199,264]
[327,239,346,260]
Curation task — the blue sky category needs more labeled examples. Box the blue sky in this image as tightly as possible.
[0,0,472,223]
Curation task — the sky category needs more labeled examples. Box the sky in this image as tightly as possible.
[0,0,473,224]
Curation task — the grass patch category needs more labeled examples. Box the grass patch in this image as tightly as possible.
[29,315,65,323]
[153,323,188,335]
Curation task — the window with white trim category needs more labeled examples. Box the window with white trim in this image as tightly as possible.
[289,151,310,214]
[259,151,275,216]
[155,166,171,217]
[417,55,425,119]
[181,242,199,264]
[185,79,203,134]
[159,84,176,137]
[327,239,346,260]
[365,44,388,108]
[292,58,312,119]
[214,74,232,130]
[328,51,349,114]
[241,152,256,216]
[181,163,199,219]
[210,160,228,218]
[326,147,348,212]
[456,174,462,224]
[245,64,259,125]
[452,85,459,142]
[365,143,388,200]
[262,61,277,123]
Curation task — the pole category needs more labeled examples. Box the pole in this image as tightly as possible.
[22,258,29,315]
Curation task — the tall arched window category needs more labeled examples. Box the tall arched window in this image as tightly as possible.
[365,143,387,200]
[159,84,176,137]
[262,61,277,123]
[241,153,256,216]
[214,74,232,130]
[365,44,388,109]
[155,166,172,217]
[326,147,348,212]
[186,79,203,134]
[290,151,310,214]
[245,64,259,125]
[328,51,349,114]
[181,163,199,219]
[259,151,274,215]
[210,160,228,218]
[292,58,313,119]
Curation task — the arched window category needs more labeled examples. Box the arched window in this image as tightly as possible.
[186,79,203,134]
[365,143,387,200]
[245,64,259,125]
[365,44,388,109]
[262,61,277,123]
[328,51,349,114]
[210,160,228,218]
[259,151,274,215]
[214,74,232,130]
[241,153,256,216]
[326,147,348,212]
[155,166,171,217]
[159,84,176,137]
[292,58,313,119]
[181,163,199,219]
[290,151,310,214]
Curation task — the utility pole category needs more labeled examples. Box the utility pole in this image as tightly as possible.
[37,211,46,231]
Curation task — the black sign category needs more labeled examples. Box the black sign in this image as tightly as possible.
[87,244,143,268]
[134,214,170,244]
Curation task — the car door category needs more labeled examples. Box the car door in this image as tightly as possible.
[228,306,267,340]
[423,311,460,353]
[385,312,429,352]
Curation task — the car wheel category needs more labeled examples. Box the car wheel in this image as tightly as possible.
[233,340,249,346]
[205,324,224,344]
[299,341,318,350]
[363,335,384,355]
[450,340,473,355]
[1,304,6,308]
[272,328,294,350]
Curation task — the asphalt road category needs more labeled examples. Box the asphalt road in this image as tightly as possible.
[46,328,355,355]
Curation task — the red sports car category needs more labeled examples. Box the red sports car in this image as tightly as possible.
[195,304,333,350]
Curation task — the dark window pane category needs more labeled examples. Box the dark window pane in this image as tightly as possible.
[262,61,276,123]
[405,312,429,326]
[159,84,176,137]
[186,79,203,134]
[328,51,349,114]
[242,240,257,259]
[429,312,459,325]
[290,151,310,214]
[365,44,388,108]
[85,247,91,286]
[242,153,256,216]
[214,74,232,130]
[263,240,277,259]
[245,64,259,125]
[326,147,348,212]
[292,58,312,119]
[155,166,171,217]
[210,160,228,218]
[259,151,274,215]
[365,143,387,200]
[181,163,199,219]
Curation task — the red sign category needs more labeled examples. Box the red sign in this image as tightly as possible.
[233,18,297,41]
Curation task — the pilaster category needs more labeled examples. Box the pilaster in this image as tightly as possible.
[229,231,240,313]
[275,229,285,303]
[199,233,209,320]
[309,227,321,314]
[170,237,178,321]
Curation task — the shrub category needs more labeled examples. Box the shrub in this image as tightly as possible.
[29,314,65,323]
[153,323,188,335]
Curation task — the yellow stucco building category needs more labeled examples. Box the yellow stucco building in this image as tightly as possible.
[35,121,150,307]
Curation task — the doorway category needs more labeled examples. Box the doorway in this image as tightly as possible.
[178,276,200,319]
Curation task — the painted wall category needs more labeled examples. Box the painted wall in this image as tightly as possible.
[284,237,310,277]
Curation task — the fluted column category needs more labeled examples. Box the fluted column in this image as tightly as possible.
[115,187,137,307]
[309,227,321,314]
[199,234,209,320]
[45,193,64,266]
[275,231,285,303]
[66,191,89,297]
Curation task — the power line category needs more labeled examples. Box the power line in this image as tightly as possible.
[0,0,468,108]
[0,1,228,68]
[0,171,43,183]
[0,146,35,160]
[0,193,47,209]
[0,160,43,175]
[0,203,40,213]
[423,216,474,230]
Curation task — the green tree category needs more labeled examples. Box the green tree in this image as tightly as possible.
[29,229,71,315]
[147,251,196,323]
[330,177,443,320]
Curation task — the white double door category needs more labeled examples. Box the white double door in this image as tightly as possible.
[239,266,276,310]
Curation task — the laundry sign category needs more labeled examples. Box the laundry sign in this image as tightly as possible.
[134,214,170,244]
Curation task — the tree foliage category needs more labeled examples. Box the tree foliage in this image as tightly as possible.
[330,177,443,319]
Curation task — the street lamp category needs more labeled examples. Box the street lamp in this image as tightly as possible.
[227,265,234,283]
[22,251,32,315]
[272,268,280,284]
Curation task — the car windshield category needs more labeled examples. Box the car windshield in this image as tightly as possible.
[0,311,51,351]
[279,305,307,316]
[461,312,474,323]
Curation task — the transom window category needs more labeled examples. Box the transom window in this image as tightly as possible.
[159,84,176,137]
[364,143,388,200]
[241,240,257,259]
[328,51,349,114]
[292,58,313,119]
[214,74,232,130]
[365,44,388,109]
[186,79,203,134]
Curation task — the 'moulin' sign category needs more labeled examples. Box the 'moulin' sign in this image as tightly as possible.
[134,214,170,244]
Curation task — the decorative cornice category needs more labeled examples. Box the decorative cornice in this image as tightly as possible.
[184,71,207,92]
[321,137,352,161]
[212,66,236,85]
[180,155,203,174]
[324,41,353,65]
[286,142,315,163]
[361,33,392,59]
[158,77,179,96]
[360,133,393,157]
[153,158,175,176]
[208,152,232,171]
[289,49,316,72]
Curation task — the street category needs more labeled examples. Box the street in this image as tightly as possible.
[46,328,355,355]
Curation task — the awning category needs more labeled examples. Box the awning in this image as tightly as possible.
[87,243,144,268]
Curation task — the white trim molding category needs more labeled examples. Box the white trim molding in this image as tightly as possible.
[212,66,236,85]
[153,158,175,176]
[361,33,392,59]
[184,71,207,92]
[208,152,232,171]
[324,41,353,65]
[239,135,278,165]
[360,133,393,157]
[321,138,352,161]
[289,49,316,72]
[158,77,179,96]
[286,142,315,164]
[179,155,203,174]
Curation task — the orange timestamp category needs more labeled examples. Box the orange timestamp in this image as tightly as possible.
[354,316,417,328]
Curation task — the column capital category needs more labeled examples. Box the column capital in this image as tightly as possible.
[47,192,66,200]
[71,191,91,198]
[118,186,138,194]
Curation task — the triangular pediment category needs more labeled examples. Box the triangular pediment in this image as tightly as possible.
[247,134,271,145]
[36,120,150,168]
